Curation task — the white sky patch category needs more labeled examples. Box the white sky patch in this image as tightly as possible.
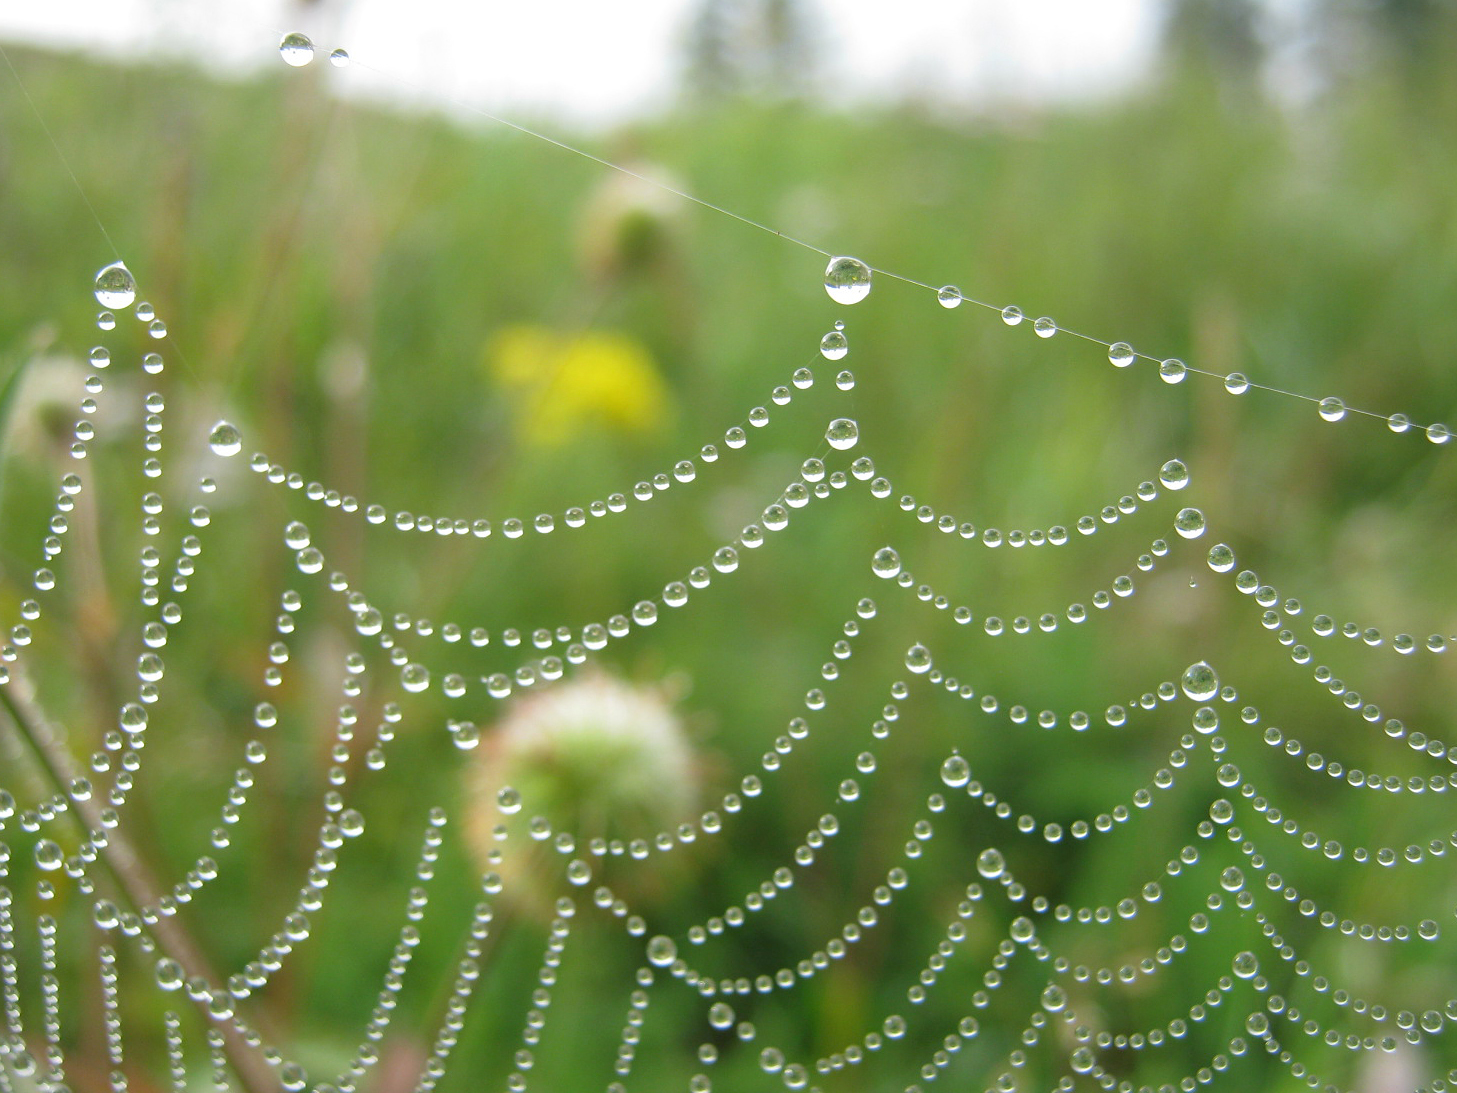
[0,0,1163,126]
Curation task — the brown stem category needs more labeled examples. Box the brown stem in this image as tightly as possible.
[0,672,277,1093]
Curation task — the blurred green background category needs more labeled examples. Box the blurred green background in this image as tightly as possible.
[1,1,1455,1090]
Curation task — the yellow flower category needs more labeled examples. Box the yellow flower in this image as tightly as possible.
[488,324,671,446]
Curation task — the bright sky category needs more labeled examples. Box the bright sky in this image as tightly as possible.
[0,0,1163,125]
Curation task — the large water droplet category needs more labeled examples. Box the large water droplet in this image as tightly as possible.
[823,256,871,305]
[825,418,859,450]
[1174,507,1205,539]
[208,421,242,457]
[646,935,677,967]
[279,32,315,66]
[1158,459,1189,490]
[871,547,901,579]
[1180,662,1219,702]
[819,329,848,360]
[1206,543,1235,572]
[94,262,137,308]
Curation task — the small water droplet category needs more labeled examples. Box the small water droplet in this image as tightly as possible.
[937,285,962,308]
[940,754,970,787]
[208,421,242,457]
[34,838,64,870]
[1159,358,1186,384]
[792,367,814,389]
[329,47,351,67]
[823,256,871,305]
[401,663,430,693]
[825,418,859,450]
[1387,412,1411,433]
[1033,316,1057,338]
[819,329,848,360]
[148,319,167,339]
[1181,662,1219,702]
[709,1002,735,1029]
[905,643,931,673]
[497,787,522,814]
[976,848,1004,879]
[96,311,116,330]
[1000,305,1023,326]
[279,31,315,66]
[871,546,901,579]
[1224,372,1249,395]
[94,262,137,308]
[1426,422,1451,444]
[1206,543,1235,572]
[835,370,855,391]
[1158,459,1189,490]
[1108,342,1135,367]
[1318,396,1346,422]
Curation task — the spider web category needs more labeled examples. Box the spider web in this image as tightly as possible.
[0,26,1455,1093]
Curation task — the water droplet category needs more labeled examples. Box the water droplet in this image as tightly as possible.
[34,838,64,870]
[1159,358,1186,384]
[759,1047,784,1073]
[329,47,351,67]
[1033,316,1057,338]
[1108,342,1135,367]
[1041,984,1067,1012]
[1232,951,1259,979]
[1224,372,1249,395]
[940,754,970,787]
[905,643,932,673]
[148,319,167,339]
[155,958,185,991]
[401,663,430,692]
[1219,866,1244,892]
[825,418,859,450]
[937,285,962,308]
[1426,422,1450,444]
[497,787,522,814]
[1174,507,1206,539]
[871,547,901,579]
[823,256,871,305]
[1246,1012,1269,1036]
[819,329,848,360]
[976,848,1004,879]
[94,262,136,308]
[1181,662,1219,702]
[1387,412,1410,433]
[1000,305,1023,326]
[647,935,677,967]
[208,421,242,457]
[1318,396,1346,422]
[1207,543,1235,572]
[835,370,855,391]
[1158,459,1189,490]
[792,367,814,389]
[712,546,739,573]
[709,1001,735,1028]
[1071,1047,1095,1073]
[96,311,115,330]
[279,32,315,66]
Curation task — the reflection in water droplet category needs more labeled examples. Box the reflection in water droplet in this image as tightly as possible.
[1159,358,1186,384]
[871,547,901,579]
[823,256,872,305]
[1318,396,1346,422]
[329,48,351,67]
[1000,305,1023,325]
[208,421,242,457]
[905,643,931,673]
[1207,543,1235,572]
[1224,372,1249,394]
[1158,459,1189,490]
[279,32,315,66]
[1033,316,1057,338]
[1174,507,1206,539]
[1108,342,1135,367]
[1181,662,1219,701]
[819,330,848,360]
[825,418,859,450]
[94,262,137,308]
[937,285,962,308]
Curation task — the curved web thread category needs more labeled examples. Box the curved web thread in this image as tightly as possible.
[0,24,1454,1093]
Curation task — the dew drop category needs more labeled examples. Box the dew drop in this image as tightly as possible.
[1207,543,1235,572]
[208,421,242,457]
[497,787,522,814]
[819,330,848,360]
[329,47,351,67]
[1000,305,1023,326]
[1159,358,1187,384]
[709,1002,735,1029]
[835,370,855,391]
[94,262,137,308]
[647,935,678,967]
[279,31,315,66]
[1387,412,1410,433]
[1158,459,1189,490]
[937,285,962,308]
[792,367,814,389]
[1318,396,1346,422]
[1224,372,1249,395]
[1181,662,1219,702]
[1108,342,1135,368]
[712,546,739,573]
[34,838,64,871]
[905,643,932,674]
[1426,422,1451,444]
[1174,507,1206,539]
[825,418,859,450]
[1033,316,1057,338]
[155,958,185,991]
[976,848,1005,879]
[871,547,901,579]
[823,256,871,305]
[401,663,430,693]
[940,754,970,788]
[1232,951,1259,979]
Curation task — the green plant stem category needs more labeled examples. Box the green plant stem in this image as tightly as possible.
[0,672,276,1093]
